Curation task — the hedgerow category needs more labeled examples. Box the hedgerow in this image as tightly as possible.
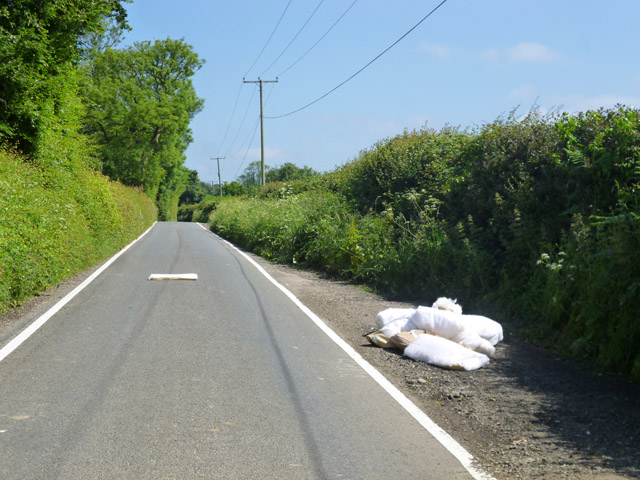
[208,106,640,382]
[0,147,157,313]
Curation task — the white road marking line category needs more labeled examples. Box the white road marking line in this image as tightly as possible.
[198,222,495,480]
[0,223,157,364]
[147,273,198,281]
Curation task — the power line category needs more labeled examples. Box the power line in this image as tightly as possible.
[234,116,261,178]
[260,0,326,77]
[266,0,449,119]
[219,1,293,160]
[215,82,243,157]
[277,0,359,77]
[264,81,277,107]
[223,83,258,157]
[244,0,293,77]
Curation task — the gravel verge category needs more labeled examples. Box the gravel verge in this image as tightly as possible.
[251,254,640,480]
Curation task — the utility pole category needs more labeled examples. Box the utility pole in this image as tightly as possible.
[210,157,225,195]
[243,77,278,186]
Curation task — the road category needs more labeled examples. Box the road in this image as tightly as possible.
[0,222,476,479]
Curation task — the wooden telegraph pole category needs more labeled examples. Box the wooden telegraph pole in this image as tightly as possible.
[242,77,278,186]
[210,157,224,195]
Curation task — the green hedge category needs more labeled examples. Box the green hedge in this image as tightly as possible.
[209,107,640,382]
[0,147,157,313]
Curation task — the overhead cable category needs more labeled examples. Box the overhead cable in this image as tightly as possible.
[277,0,358,77]
[244,0,293,77]
[215,82,244,157]
[260,0,325,77]
[266,0,449,119]
[223,84,258,157]
[234,116,261,178]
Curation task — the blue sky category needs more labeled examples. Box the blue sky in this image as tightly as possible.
[121,0,640,185]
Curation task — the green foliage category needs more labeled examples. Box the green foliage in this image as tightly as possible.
[0,146,156,313]
[223,180,248,196]
[190,196,227,223]
[257,178,321,199]
[266,162,319,183]
[237,161,266,188]
[236,160,318,189]
[0,0,129,154]
[334,126,470,216]
[177,203,198,222]
[82,38,204,219]
[179,169,208,205]
[210,107,640,382]
[177,181,249,222]
[209,192,350,269]
[155,165,189,221]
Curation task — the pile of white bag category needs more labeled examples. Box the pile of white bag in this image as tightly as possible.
[369,298,503,371]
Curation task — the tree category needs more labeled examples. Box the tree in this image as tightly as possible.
[222,181,248,196]
[179,169,207,205]
[0,0,130,154]
[82,38,204,219]
[237,161,267,188]
[266,162,319,182]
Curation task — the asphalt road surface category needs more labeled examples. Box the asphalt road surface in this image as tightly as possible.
[0,222,477,479]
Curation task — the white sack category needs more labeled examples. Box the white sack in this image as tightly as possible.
[432,297,462,315]
[404,334,490,371]
[380,318,409,338]
[405,307,464,339]
[452,329,496,357]
[459,314,504,346]
[375,308,415,329]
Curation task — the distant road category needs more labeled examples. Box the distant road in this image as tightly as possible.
[0,222,474,479]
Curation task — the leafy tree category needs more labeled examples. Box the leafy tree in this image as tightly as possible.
[179,169,208,205]
[200,181,218,197]
[0,0,130,154]
[223,180,248,196]
[238,161,318,188]
[266,162,319,182]
[82,38,204,218]
[237,161,267,188]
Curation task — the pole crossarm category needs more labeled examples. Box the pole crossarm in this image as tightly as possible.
[242,77,278,186]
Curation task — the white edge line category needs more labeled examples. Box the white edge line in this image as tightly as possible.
[0,222,157,363]
[198,223,495,480]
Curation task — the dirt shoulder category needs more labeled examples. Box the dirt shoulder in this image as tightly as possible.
[250,254,640,480]
[2,250,639,480]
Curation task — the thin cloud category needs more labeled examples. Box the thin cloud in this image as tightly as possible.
[506,85,537,102]
[417,41,453,59]
[509,42,561,62]
[483,42,562,64]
